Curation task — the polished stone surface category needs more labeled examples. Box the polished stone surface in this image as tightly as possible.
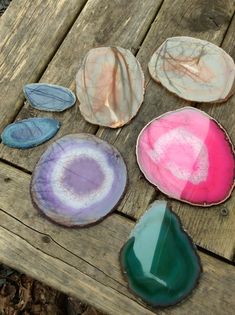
[24,83,76,111]
[76,47,145,128]
[148,36,235,102]
[31,134,127,227]
[120,200,201,307]
[136,107,235,206]
[1,118,60,149]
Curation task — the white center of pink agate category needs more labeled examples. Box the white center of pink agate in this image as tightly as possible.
[51,148,114,210]
[149,128,209,184]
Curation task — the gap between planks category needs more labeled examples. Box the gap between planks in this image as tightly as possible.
[0,161,235,314]
[0,0,235,262]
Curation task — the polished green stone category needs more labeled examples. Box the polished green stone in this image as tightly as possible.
[120,201,202,307]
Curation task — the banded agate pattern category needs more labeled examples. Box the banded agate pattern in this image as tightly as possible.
[31,134,127,227]
[148,36,235,102]
[24,83,76,111]
[120,200,201,307]
[1,118,60,149]
[76,47,145,128]
[136,107,235,206]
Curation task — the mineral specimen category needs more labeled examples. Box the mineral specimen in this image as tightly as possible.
[31,134,127,226]
[76,47,145,128]
[120,200,202,307]
[148,36,235,102]
[136,107,235,206]
[24,83,76,111]
[1,118,60,149]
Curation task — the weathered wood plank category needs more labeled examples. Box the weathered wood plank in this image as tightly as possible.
[0,0,164,169]
[0,0,88,133]
[0,224,154,315]
[0,0,234,261]
[0,162,235,315]
[172,10,235,261]
[96,0,235,262]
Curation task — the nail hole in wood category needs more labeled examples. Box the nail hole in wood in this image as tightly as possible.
[220,208,229,216]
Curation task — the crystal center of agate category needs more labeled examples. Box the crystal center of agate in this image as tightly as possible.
[31,134,127,227]
[62,157,105,195]
[52,148,114,209]
[151,128,209,184]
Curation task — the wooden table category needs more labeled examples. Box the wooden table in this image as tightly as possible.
[0,0,234,314]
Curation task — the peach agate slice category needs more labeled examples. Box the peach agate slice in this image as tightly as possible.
[148,37,235,102]
[76,47,145,128]
[136,107,235,206]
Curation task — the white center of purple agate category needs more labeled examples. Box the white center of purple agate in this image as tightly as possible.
[62,157,105,195]
[51,148,114,210]
[149,128,209,184]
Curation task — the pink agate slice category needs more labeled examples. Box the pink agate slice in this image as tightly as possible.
[76,47,145,128]
[31,134,127,226]
[136,107,235,206]
[148,36,235,102]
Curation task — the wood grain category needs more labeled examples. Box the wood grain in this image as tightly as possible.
[0,0,164,170]
[0,0,234,261]
[0,162,235,315]
[172,10,235,262]
[0,0,88,133]
[97,0,235,261]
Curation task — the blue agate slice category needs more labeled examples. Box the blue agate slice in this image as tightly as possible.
[23,83,76,112]
[1,118,60,149]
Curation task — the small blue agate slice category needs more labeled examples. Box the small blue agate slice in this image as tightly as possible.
[1,118,60,149]
[23,83,76,112]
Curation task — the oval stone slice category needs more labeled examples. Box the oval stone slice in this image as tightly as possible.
[76,47,145,128]
[136,107,235,206]
[120,200,202,307]
[1,118,60,149]
[148,36,235,102]
[24,83,76,111]
[30,134,127,227]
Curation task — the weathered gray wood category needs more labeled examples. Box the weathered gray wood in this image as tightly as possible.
[0,162,235,315]
[96,0,235,262]
[0,0,164,170]
[172,9,235,262]
[0,0,234,262]
[0,0,88,133]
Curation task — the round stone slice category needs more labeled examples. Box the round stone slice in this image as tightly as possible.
[148,36,235,102]
[136,107,235,206]
[76,47,145,128]
[31,134,127,226]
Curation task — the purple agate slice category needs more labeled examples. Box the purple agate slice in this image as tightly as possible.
[30,134,127,227]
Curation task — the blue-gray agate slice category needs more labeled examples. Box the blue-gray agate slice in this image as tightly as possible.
[1,118,60,149]
[23,83,76,112]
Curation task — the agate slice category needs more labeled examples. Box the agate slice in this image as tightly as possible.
[24,83,76,111]
[1,118,60,149]
[136,107,235,206]
[31,134,127,227]
[148,36,235,102]
[76,47,145,128]
[120,200,201,307]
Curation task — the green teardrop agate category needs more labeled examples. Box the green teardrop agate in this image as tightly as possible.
[120,201,202,307]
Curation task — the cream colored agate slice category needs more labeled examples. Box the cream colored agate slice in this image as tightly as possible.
[148,36,235,102]
[76,47,145,128]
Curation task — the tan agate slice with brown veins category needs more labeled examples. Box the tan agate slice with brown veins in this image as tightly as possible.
[76,47,145,128]
[148,36,235,103]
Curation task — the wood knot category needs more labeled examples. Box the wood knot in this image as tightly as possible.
[4,177,11,182]
[220,208,229,216]
[42,236,51,243]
